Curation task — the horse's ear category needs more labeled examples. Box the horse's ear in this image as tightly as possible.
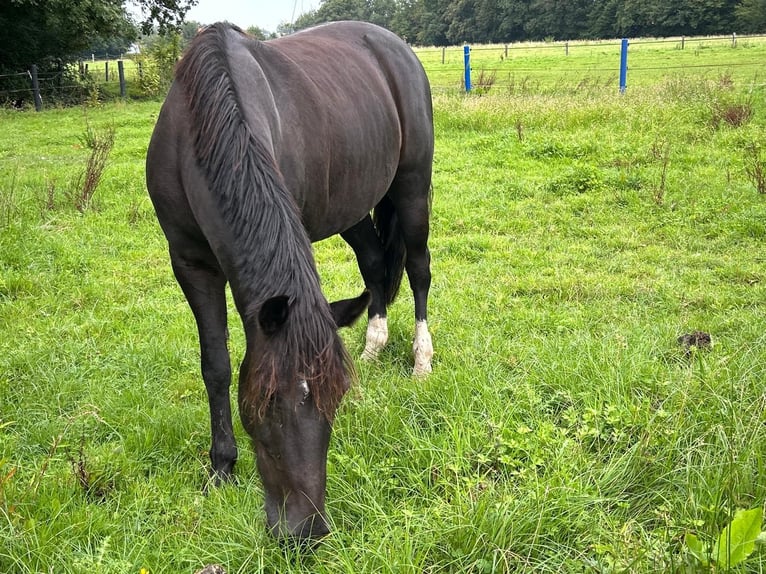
[259,296,290,335]
[330,290,371,328]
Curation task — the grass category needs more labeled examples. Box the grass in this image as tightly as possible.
[416,34,766,93]
[1,41,766,573]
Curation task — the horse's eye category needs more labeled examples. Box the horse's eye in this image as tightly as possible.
[298,380,310,405]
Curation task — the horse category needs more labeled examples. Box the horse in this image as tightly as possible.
[145,21,434,541]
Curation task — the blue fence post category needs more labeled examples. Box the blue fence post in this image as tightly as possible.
[464,44,471,92]
[619,38,629,93]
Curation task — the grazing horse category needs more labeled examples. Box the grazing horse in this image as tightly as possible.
[145,21,434,541]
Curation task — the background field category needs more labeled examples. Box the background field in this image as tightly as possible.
[416,34,766,92]
[1,40,766,573]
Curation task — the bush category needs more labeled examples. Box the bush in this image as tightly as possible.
[134,32,181,97]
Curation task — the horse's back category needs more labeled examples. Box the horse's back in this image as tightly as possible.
[149,21,433,243]
[256,22,434,238]
[271,21,433,157]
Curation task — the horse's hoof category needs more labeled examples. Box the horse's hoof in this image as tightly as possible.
[362,315,388,361]
[412,320,433,377]
[360,347,380,361]
[195,565,226,574]
[412,357,432,377]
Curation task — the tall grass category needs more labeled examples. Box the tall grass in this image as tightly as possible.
[1,47,766,573]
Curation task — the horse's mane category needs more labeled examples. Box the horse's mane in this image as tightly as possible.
[175,23,351,418]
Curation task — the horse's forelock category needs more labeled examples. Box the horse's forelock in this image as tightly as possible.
[243,328,353,422]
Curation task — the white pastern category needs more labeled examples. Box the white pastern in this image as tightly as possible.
[361,315,388,360]
[412,320,433,377]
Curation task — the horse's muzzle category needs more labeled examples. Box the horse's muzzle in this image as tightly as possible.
[272,512,330,546]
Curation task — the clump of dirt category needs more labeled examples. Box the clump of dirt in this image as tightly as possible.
[677,331,712,355]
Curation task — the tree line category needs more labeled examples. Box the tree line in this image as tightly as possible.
[4,0,765,72]
[292,0,766,46]
[1,0,765,87]
[0,0,195,72]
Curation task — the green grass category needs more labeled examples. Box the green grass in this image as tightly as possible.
[416,34,766,92]
[2,44,766,573]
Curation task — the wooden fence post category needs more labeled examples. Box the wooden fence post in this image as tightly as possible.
[29,64,42,111]
[105,61,109,82]
[732,32,737,47]
[118,60,126,97]
[441,46,445,64]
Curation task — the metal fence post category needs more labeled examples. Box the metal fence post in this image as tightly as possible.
[619,38,629,93]
[464,44,471,92]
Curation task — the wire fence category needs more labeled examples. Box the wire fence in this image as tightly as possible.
[3,33,766,109]
[415,33,766,94]
[0,57,169,109]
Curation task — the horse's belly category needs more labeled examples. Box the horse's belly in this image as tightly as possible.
[295,143,399,241]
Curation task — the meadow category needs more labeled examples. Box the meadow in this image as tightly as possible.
[416,34,766,92]
[1,38,766,573]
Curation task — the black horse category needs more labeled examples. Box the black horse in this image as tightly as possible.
[145,21,434,541]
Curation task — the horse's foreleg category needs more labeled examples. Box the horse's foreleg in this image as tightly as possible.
[341,216,389,360]
[171,254,237,483]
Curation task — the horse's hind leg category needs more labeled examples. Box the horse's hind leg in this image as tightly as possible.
[341,215,389,360]
[170,249,237,482]
[388,172,433,376]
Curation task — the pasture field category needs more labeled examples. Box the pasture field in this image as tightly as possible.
[416,34,766,92]
[2,48,766,573]
[79,34,766,103]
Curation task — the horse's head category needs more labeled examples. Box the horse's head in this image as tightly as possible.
[238,291,370,542]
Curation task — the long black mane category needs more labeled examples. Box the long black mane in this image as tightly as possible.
[175,23,350,416]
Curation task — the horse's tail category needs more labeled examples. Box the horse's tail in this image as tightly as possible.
[373,195,407,306]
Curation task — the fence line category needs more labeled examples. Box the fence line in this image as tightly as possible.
[3,32,766,108]
[417,33,766,56]
[444,33,766,93]
[0,58,164,109]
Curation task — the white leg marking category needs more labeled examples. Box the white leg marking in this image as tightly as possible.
[412,320,433,377]
[361,315,388,361]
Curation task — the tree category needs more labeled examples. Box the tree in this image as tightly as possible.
[735,0,766,32]
[246,26,277,40]
[445,0,477,43]
[314,0,367,22]
[0,0,195,71]
[416,0,451,45]
[525,0,590,40]
[131,0,198,35]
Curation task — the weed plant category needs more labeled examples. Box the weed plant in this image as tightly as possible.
[1,50,766,573]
